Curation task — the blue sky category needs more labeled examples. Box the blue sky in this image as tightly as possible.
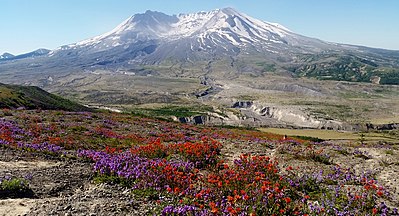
[1,0,399,54]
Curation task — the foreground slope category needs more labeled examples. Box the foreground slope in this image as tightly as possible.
[0,110,398,215]
[0,83,90,111]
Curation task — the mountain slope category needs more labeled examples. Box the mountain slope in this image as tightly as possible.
[0,83,90,111]
[0,8,399,87]
[49,8,334,62]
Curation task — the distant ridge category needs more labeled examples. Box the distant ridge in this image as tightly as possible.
[0,52,14,60]
[0,49,50,62]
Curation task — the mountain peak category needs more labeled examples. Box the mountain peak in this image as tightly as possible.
[33,48,50,54]
[220,7,240,14]
[144,9,157,14]
[51,8,323,60]
[0,52,14,59]
[63,8,296,49]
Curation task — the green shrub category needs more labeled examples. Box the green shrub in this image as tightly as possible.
[0,177,33,198]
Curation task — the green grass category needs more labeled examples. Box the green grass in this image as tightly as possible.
[145,106,202,118]
[259,128,398,142]
[93,175,134,187]
[385,149,394,155]
[236,94,259,101]
[291,135,324,142]
[1,178,29,191]
[130,104,223,119]
[255,62,276,72]
[339,91,382,99]
[0,83,91,111]
[293,53,399,85]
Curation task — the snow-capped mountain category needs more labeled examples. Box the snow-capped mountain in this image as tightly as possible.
[72,8,294,47]
[1,8,399,86]
[49,7,330,60]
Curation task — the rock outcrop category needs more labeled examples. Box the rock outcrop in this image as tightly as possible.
[227,101,364,130]
[232,101,253,108]
[171,101,399,132]
[366,123,399,131]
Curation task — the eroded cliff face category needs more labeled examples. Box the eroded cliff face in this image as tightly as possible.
[170,101,398,131]
[172,101,352,130]
[231,101,350,129]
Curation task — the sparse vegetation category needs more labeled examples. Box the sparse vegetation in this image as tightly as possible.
[0,177,33,198]
[294,54,399,85]
[256,62,276,72]
[236,94,259,101]
[1,109,398,215]
[130,104,223,119]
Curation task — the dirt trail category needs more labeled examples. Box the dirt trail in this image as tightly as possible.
[0,198,36,216]
[0,148,151,216]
